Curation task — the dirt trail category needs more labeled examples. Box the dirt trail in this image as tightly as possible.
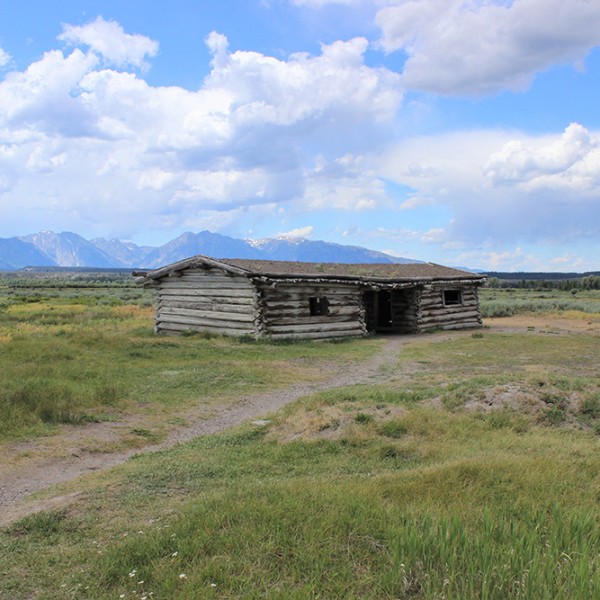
[0,335,412,527]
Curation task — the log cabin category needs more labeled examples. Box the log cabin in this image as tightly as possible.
[135,255,486,340]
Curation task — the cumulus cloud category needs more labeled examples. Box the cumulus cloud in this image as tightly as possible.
[378,124,600,247]
[58,16,158,68]
[203,34,400,127]
[376,0,600,95]
[484,123,600,192]
[0,21,401,239]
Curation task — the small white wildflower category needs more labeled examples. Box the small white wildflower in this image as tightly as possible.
[137,580,144,585]
[119,595,125,598]
[210,582,217,587]
[137,531,144,534]
[171,551,178,557]
[179,573,187,579]
[129,569,137,578]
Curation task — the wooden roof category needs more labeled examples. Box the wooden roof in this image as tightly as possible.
[137,255,485,285]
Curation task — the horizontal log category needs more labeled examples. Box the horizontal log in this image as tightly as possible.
[419,304,479,313]
[266,329,365,341]
[266,321,366,334]
[418,305,479,315]
[419,310,481,324]
[157,323,254,337]
[264,306,361,318]
[260,283,357,292]
[157,314,255,330]
[158,307,256,323]
[419,320,481,332]
[420,292,477,302]
[420,306,481,317]
[180,273,246,280]
[158,288,255,300]
[158,300,255,314]
[262,303,361,315]
[262,289,359,299]
[419,296,478,308]
[159,280,253,290]
[266,315,360,326]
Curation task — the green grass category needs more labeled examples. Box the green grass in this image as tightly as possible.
[1,282,599,598]
[480,287,600,317]
[1,407,598,598]
[0,287,379,442]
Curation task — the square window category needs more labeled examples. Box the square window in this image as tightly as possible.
[443,289,462,306]
[309,296,329,316]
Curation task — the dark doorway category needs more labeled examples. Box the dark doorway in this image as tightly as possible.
[377,290,392,328]
[363,289,417,334]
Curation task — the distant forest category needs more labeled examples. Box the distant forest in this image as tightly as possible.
[486,272,600,290]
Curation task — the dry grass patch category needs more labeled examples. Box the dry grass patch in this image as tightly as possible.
[266,401,408,443]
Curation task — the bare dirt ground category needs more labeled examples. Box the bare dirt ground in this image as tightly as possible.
[2,315,598,527]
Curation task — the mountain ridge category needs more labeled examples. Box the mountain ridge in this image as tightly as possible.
[0,230,422,270]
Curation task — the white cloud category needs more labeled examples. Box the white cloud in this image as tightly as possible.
[0,22,401,240]
[58,16,158,69]
[203,35,400,127]
[0,49,99,135]
[277,225,314,238]
[484,123,600,193]
[378,124,600,247]
[376,0,600,95]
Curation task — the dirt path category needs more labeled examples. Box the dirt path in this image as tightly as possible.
[0,335,412,527]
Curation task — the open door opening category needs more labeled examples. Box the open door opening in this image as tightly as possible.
[363,289,417,334]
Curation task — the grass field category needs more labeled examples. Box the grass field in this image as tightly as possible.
[0,277,378,445]
[479,287,600,317]
[0,279,599,598]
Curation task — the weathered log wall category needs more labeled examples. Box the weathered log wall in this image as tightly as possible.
[416,285,482,332]
[151,266,482,339]
[390,289,418,333]
[155,268,259,336]
[258,282,366,340]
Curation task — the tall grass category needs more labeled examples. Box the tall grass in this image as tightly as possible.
[1,281,599,598]
[3,403,598,598]
[480,288,600,317]
[0,293,379,441]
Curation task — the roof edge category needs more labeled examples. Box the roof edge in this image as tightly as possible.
[136,254,250,281]
[134,255,487,284]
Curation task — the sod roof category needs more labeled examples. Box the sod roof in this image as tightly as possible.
[140,255,485,283]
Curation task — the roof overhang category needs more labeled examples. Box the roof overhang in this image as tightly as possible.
[133,254,487,287]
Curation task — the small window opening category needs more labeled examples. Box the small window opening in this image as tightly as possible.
[309,296,329,316]
[443,289,463,306]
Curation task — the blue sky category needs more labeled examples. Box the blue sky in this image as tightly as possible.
[1,0,600,271]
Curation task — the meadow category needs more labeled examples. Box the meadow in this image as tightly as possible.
[479,286,600,317]
[0,276,599,598]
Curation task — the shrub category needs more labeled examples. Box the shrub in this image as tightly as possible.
[355,412,374,424]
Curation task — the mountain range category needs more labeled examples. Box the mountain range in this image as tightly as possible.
[0,230,422,270]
